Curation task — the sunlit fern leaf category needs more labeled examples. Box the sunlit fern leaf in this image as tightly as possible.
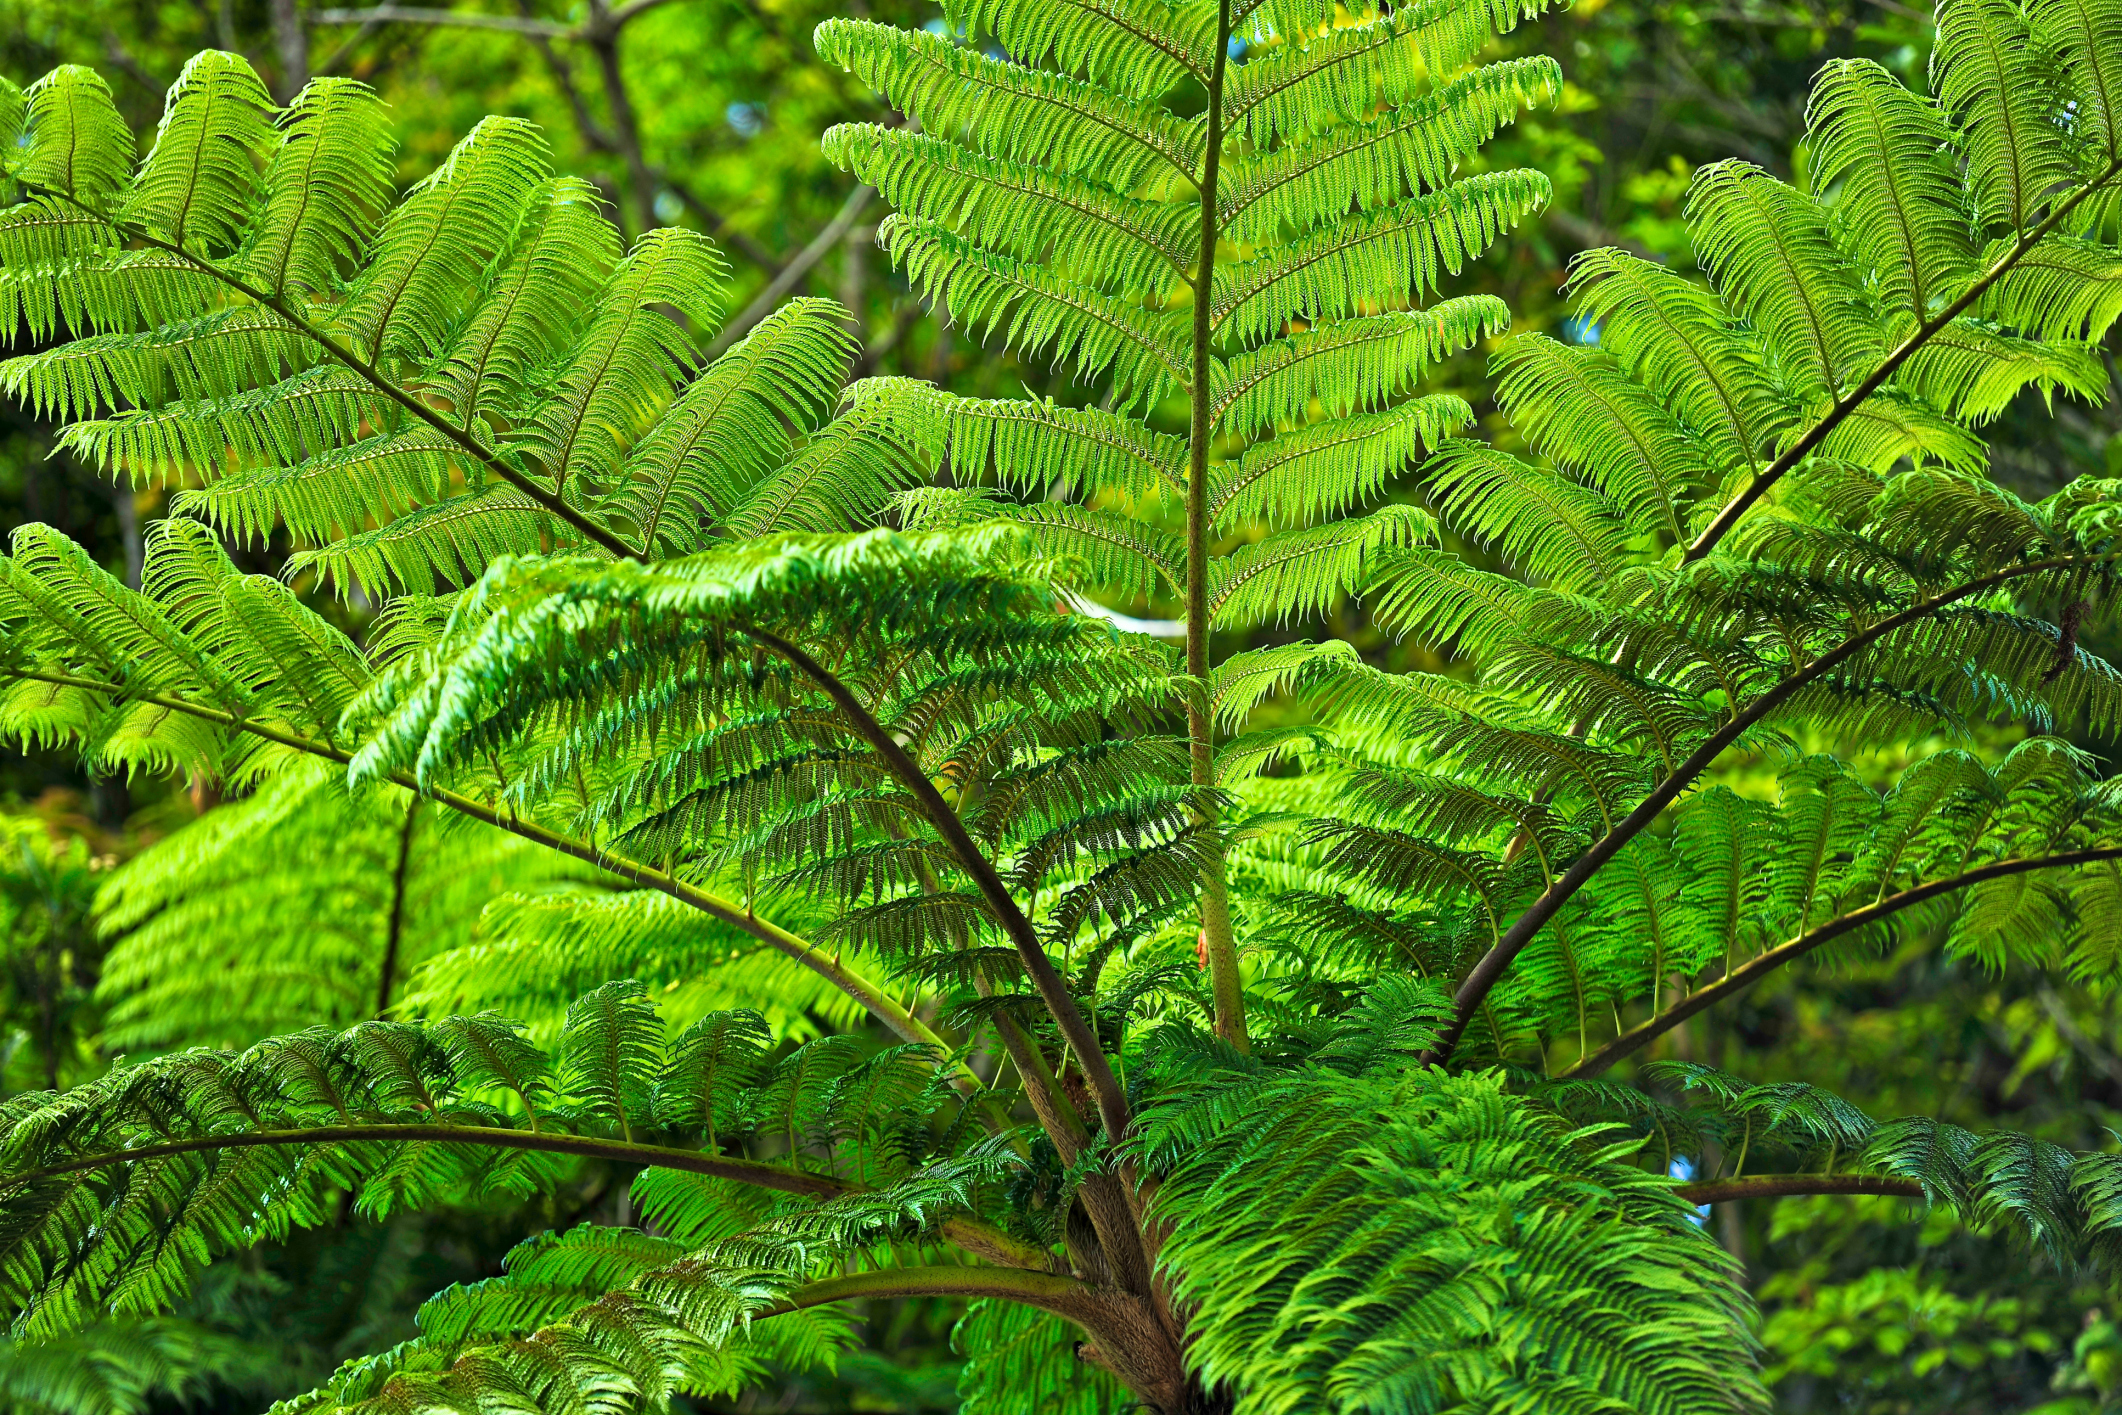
[610,298,857,554]
[944,0,1217,94]
[1217,57,1561,243]
[0,57,922,599]
[997,501,1185,603]
[1805,58,1975,319]
[403,891,863,1041]
[339,115,555,364]
[425,176,619,433]
[561,981,664,1142]
[1422,442,1631,591]
[715,378,939,539]
[15,66,133,204]
[1684,159,1875,398]
[241,78,396,299]
[1566,251,1785,480]
[823,125,1194,293]
[1212,169,1550,346]
[944,396,1187,505]
[1933,0,2079,232]
[1214,296,1507,440]
[1209,503,1433,628]
[524,227,729,499]
[881,216,1190,412]
[1206,639,1362,732]
[1487,336,1709,544]
[811,21,1202,188]
[1210,396,1468,534]
[286,487,564,600]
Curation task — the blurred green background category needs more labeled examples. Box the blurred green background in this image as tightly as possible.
[0,1,2117,1409]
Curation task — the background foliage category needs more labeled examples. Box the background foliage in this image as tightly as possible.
[0,0,2114,1412]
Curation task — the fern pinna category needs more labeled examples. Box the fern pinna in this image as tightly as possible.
[1,4,2122,1413]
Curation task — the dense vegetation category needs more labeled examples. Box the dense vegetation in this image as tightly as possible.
[0,0,2118,1410]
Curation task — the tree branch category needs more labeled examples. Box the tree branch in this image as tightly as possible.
[1565,847,2122,1078]
[704,185,875,358]
[25,1124,846,1194]
[375,796,421,1017]
[1683,157,2122,561]
[1186,0,1248,1054]
[583,0,660,238]
[312,6,573,38]
[1675,1173,1923,1204]
[1426,551,2122,1061]
[780,1265,1100,1320]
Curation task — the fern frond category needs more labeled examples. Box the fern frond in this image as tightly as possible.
[12,66,134,204]
[119,51,274,256]
[1219,57,1560,242]
[242,77,396,297]
[823,125,1192,292]
[1212,169,1550,344]
[1213,296,1507,439]
[1423,442,1633,591]
[812,21,1200,185]
[1211,397,1468,531]
[946,395,1188,504]
[882,216,1191,409]
[1209,504,1434,627]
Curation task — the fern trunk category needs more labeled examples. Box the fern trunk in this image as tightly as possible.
[1185,0,1247,1050]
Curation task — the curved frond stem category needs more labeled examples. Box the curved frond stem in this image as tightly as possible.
[13,178,640,561]
[1187,0,1248,1055]
[0,666,966,1080]
[733,628,1133,1148]
[1565,846,2122,1078]
[1674,1174,1923,1203]
[1684,155,2122,561]
[780,1264,1102,1318]
[10,1123,1049,1269]
[1426,551,2122,1061]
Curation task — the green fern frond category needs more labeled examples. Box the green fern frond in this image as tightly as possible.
[1212,168,1550,344]
[881,216,1190,409]
[119,51,274,256]
[1209,504,1434,627]
[1210,396,1468,532]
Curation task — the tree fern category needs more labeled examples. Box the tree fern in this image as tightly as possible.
[4,15,2122,1412]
